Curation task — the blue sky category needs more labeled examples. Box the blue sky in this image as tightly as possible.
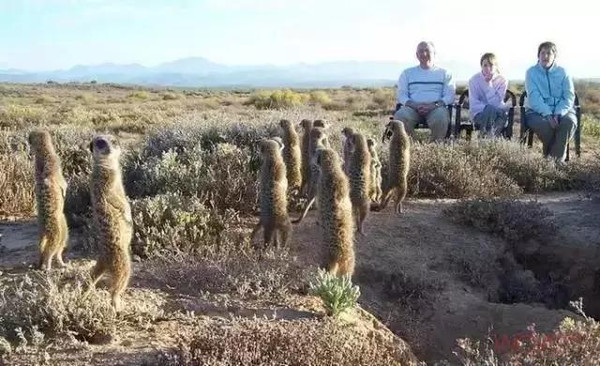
[1,0,597,79]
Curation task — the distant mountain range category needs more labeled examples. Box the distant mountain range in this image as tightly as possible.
[0,57,458,88]
[0,57,595,88]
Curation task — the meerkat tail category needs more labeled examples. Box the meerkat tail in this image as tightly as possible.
[82,260,107,300]
[358,201,369,235]
[38,235,50,270]
[373,187,395,211]
[56,214,68,267]
[110,261,131,312]
[292,196,316,224]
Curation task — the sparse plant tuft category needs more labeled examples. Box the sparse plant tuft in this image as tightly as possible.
[309,269,361,317]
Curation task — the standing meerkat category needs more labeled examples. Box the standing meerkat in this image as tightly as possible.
[85,134,132,311]
[314,148,355,278]
[299,119,313,196]
[28,129,68,271]
[341,127,355,176]
[347,132,371,235]
[366,138,383,203]
[249,138,292,249]
[376,120,411,214]
[279,119,302,192]
[292,127,330,224]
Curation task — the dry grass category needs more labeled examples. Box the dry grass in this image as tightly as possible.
[1,82,600,364]
[136,247,311,301]
[0,266,164,347]
[161,316,419,366]
[443,198,558,244]
[453,298,600,365]
[0,151,35,217]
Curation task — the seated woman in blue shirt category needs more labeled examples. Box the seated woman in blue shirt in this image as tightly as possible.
[524,41,576,162]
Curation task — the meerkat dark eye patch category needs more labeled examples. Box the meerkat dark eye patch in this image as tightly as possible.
[382,128,392,143]
[95,139,107,149]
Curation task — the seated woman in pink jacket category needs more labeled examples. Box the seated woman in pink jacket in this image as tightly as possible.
[468,53,509,138]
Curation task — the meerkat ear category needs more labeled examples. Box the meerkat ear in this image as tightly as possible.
[89,140,94,153]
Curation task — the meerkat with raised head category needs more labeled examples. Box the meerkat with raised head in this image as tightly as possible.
[313,119,329,129]
[341,127,355,176]
[376,120,410,214]
[279,119,302,192]
[249,138,292,249]
[347,132,371,235]
[292,127,330,224]
[299,119,313,196]
[85,134,132,311]
[366,138,383,203]
[314,148,355,277]
[28,129,68,271]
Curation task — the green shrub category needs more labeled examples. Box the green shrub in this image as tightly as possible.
[372,88,395,109]
[246,89,309,109]
[309,269,361,317]
[309,90,332,106]
[131,193,242,259]
[162,92,180,101]
[128,90,150,100]
[74,93,95,103]
[582,115,600,139]
[126,143,258,214]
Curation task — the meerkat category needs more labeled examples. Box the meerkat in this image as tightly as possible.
[314,148,355,277]
[85,134,132,311]
[313,119,328,129]
[341,127,355,176]
[292,127,330,224]
[279,119,302,192]
[299,119,313,196]
[366,138,383,203]
[375,120,410,214]
[347,132,371,235]
[28,129,68,271]
[249,138,292,249]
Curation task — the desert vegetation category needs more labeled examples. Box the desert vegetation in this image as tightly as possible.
[1,81,600,365]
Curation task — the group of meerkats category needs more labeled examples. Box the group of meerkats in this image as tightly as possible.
[26,117,410,311]
[28,130,132,311]
[249,118,411,279]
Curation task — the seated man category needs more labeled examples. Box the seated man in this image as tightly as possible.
[394,41,456,142]
[524,41,576,162]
